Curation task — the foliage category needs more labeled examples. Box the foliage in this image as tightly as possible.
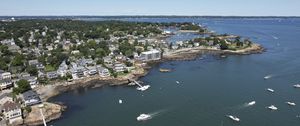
[13,79,31,94]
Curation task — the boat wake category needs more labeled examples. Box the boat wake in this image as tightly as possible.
[148,109,168,118]
[264,74,273,80]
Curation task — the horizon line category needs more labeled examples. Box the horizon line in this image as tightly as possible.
[0,15,300,18]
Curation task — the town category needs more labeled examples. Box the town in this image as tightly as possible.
[0,18,261,125]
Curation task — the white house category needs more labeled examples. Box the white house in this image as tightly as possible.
[140,49,161,61]
[57,61,68,77]
[2,101,23,124]
[21,76,38,89]
[0,79,13,90]
[0,70,12,80]
[97,66,110,77]
[113,63,126,73]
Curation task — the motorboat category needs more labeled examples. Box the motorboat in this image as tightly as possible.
[293,84,300,88]
[286,102,296,106]
[119,99,123,104]
[226,115,240,122]
[248,101,256,106]
[176,81,180,84]
[137,85,151,91]
[267,105,278,110]
[137,114,151,121]
[267,88,275,93]
[264,75,272,80]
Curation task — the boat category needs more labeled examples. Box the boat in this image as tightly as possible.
[226,115,240,122]
[137,114,151,121]
[137,85,151,91]
[293,84,300,88]
[264,75,272,80]
[119,99,123,104]
[267,105,278,110]
[159,68,171,73]
[248,101,256,106]
[267,88,275,93]
[286,102,296,106]
[176,81,180,84]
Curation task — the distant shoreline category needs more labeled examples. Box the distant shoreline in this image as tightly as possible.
[1,15,299,20]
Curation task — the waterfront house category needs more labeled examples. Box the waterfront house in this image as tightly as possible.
[0,70,12,80]
[97,65,110,77]
[46,71,59,79]
[87,66,98,76]
[21,76,38,88]
[57,61,68,77]
[2,101,23,124]
[0,79,13,90]
[113,62,126,73]
[140,49,161,61]
[21,90,41,106]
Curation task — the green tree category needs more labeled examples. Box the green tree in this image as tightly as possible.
[13,79,31,94]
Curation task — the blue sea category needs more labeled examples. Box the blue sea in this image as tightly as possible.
[49,17,300,126]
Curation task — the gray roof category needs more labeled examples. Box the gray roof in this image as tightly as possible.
[22,90,41,102]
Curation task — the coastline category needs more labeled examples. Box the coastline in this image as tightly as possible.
[31,43,264,125]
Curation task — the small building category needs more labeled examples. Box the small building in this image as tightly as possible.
[97,66,110,77]
[46,71,58,79]
[21,76,38,89]
[113,63,126,73]
[2,101,23,124]
[0,79,13,90]
[140,49,161,61]
[57,61,68,77]
[87,66,98,76]
[103,56,114,66]
[0,70,12,80]
[21,90,41,106]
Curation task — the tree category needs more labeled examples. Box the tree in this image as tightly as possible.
[11,53,25,67]
[13,79,31,94]
[26,65,38,76]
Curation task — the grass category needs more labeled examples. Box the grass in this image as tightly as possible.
[45,65,56,72]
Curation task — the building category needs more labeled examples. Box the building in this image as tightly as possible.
[87,66,98,76]
[0,79,13,90]
[21,76,38,89]
[140,49,161,61]
[0,70,12,80]
[113,63,126,73]
[57,61,68,77]
[97,66,110,77]
[2,101,23,124]
[46,71,58,79]
[21,90,41,106]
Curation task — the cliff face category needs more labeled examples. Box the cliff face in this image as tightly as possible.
[23,102,64,126]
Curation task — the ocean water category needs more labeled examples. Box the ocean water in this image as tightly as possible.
[49,17,300,126]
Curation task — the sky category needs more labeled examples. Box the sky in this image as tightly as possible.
[0,0,300,16]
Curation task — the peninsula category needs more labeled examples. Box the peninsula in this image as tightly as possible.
[0,18,263,125]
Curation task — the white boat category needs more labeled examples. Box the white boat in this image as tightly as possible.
[264,75,272,80]
[286,102,296,106]
[248,101,256,106]
[119,99,123,104]
[267,105,278,110]
[137,85,151,91]
[226,115,240,122]
[137,114,151,121]
[267,88,275,93]
[293,84,300,88]
[176,81,180,84]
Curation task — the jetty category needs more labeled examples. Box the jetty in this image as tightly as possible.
[128,79,150,91]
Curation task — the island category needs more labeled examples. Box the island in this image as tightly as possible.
[0,18,263,125]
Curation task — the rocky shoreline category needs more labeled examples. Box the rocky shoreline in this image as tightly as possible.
[30,43,264,125]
